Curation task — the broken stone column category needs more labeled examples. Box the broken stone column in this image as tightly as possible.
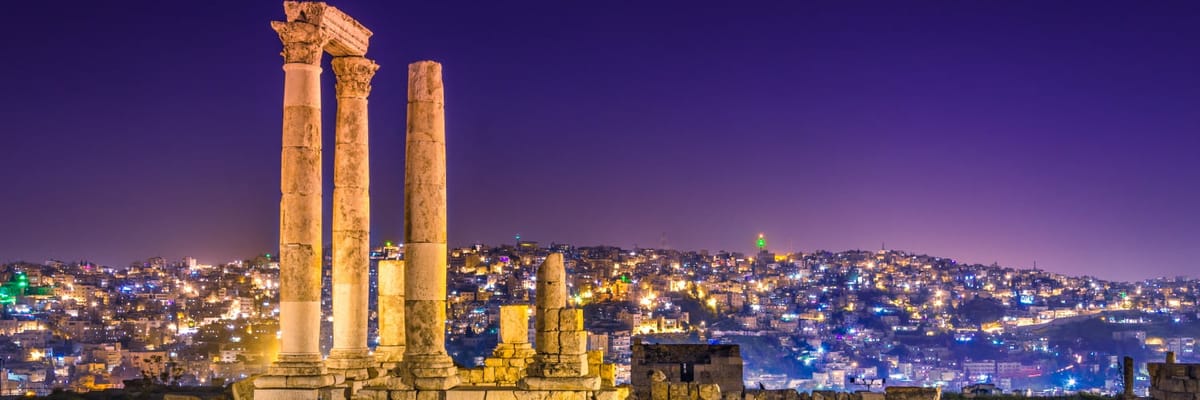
[472,305,536,385]
[258,18,336,391]
[400,60,459,390]
[493,304,535,365]
[326,56,379,380]
[375,260,405,369]
[498,305,534,351]
[519,253,600,390]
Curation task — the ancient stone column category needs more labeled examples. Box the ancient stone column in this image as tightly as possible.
[401,60,459,389]
[520,253,600,390]
[492,304,535,360]
[326,56,379,380]
[259,19,335,389]
[499,305,532,348]
[375,260,406,368]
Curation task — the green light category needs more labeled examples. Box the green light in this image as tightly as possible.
[620,274,631,284]
[756,234,766,250]
[385,241,392,247]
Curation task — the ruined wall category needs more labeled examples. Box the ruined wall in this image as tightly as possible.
[883,387,940,400]
[741,389,803,400]
[1148,362,1200,400]
[458,349,617,387]
[631,343,744,397]
[457,352,534,386]
[648,381,721,400]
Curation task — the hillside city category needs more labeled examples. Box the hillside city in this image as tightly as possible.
[0,238,1193,397]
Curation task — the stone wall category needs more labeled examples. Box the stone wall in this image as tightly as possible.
[459,350,617,388]
[883,387,940,400]
[1148,362,1200,400]
[458,351,535,386]
[647,381,721,400]
[741,389,803,400]
[631,342,744,397]
[590,350,618,388]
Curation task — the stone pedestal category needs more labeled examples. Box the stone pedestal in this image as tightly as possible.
[401,60,459,390]
[327,55,379,382]
[255,354,339,398]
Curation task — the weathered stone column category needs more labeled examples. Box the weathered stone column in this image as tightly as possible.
[327,56,379,380]
[258,19,336,391]
[401,60,459,390]
[492,304,536,374]
[520,253,600,390]
[499,305,533,349]
[375,259,406,369]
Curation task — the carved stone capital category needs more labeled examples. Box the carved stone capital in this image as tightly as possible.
[283,1,373,57]
[332,57,379,98]
[271,20,329,65]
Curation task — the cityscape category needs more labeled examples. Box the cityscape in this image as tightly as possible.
[3,1,1199,400]
[0,237,1194,396]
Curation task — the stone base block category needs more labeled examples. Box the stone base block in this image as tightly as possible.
[265,354,332,378]
[377,386,623,400]
[493,343,535,359]
[329,354,379,381]
[256,373,339,389]
[364,374,413,391]
[528,356,589,378]
[410,376,461,391]
[355,388,390,400]
[253,387,337,400]
[377,345,407,363]
[517,376,600,391]
[400,354,460,389]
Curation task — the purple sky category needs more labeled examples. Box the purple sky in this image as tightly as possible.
[2,1,1198,281]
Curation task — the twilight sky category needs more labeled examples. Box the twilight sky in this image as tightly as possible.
[2,1,1198,281]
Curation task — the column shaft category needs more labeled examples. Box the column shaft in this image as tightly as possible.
[376,260,406,364]
[328,56,378,378]
[278,61,323,358]
[402,60,459,389]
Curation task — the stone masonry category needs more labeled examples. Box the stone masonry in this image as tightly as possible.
[630,342,743,399]
[375,259,406,370]
[1148,361,1200,400]
[457,307,618,388]
[256,2,638,399]
[520,254,601,391]
[458,305,537,386]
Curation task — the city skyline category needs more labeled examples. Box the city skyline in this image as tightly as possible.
[3,1,1200,281]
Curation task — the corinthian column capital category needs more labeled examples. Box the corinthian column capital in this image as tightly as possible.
[332,57,380,98]
[271,21,329,65]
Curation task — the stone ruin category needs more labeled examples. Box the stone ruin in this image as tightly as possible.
[256,1,629,399]
[1148,358,1200,400]
[252,2,970,400]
